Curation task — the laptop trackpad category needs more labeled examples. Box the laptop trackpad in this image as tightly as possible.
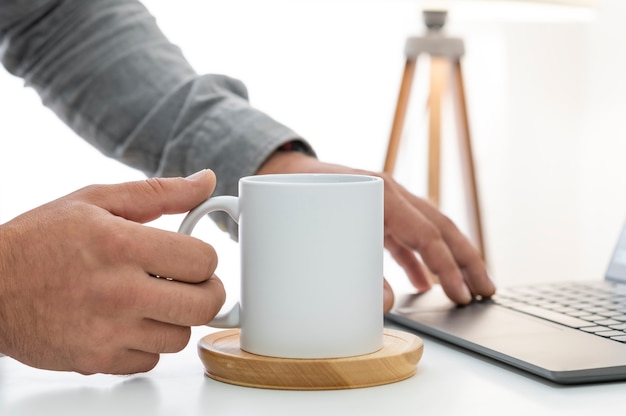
[392,291,560,339]
[388,289,626,382]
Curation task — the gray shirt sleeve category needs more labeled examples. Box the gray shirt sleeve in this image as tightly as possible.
[0,0,315,237]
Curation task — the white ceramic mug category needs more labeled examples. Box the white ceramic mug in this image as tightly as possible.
[178,173,384,359]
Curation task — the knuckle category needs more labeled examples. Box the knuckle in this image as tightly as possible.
[143,177,168,195]
[418,224,443,252]
[74,348,117,374]
[102,231,132,258]
[74,184,106,202]
[140,354,160,373]
[194,305,218,326]
[171,327,192,352]
[182,239,219,282]
[88,276,139,312]
[199,242,219,277]
[156,326,191,353]
[193,293,226,325]
[77,349,161,375]
[86,222,134,265]
[438,214,459,234]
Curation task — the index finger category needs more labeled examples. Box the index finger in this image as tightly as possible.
[77,170,217,224]
[395,184,495,298]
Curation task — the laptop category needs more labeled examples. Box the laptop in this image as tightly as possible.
[386,220,626,384]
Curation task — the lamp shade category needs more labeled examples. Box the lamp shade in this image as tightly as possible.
[418,0,598,21]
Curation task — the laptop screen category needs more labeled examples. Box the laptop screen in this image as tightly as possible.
[606,220,626,282]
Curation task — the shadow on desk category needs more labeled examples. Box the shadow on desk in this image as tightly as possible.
[4,377,160,416]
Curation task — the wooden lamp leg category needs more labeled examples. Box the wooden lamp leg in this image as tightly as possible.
[427,56,449,208]
[452,60,486,261]
[384,58,417,174]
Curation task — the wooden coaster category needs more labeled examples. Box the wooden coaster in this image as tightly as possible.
[197,328,423,390]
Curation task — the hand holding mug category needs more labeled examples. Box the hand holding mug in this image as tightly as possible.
[0,171,225,374]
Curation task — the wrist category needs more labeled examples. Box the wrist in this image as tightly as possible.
[256,151,315,175]
[256,141,318,175]
[256,141,376,178]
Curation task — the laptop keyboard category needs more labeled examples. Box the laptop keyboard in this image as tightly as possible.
[491,281,626,343]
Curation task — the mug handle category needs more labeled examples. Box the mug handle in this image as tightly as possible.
[178,195,241,328]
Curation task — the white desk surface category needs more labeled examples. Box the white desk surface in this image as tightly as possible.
[0,322,623,416]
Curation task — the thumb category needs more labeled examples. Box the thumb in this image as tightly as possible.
[78,169,217,223]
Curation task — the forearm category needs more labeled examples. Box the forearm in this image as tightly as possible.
[0,0,314,190]
[0,0,315,236]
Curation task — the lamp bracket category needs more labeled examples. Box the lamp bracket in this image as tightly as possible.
[405,9,465,59]
[404,35,465,59]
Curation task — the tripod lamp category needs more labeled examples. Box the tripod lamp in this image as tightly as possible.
[383,0,597,261]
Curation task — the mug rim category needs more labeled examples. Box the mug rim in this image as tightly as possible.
[240,173,382,186]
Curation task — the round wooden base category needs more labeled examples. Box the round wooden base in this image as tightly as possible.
[197,328,423,390]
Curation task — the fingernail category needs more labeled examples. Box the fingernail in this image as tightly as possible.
[461,284,473,303]
[185,169,206,181]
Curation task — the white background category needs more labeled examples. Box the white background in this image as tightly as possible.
[1,0,625,299]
